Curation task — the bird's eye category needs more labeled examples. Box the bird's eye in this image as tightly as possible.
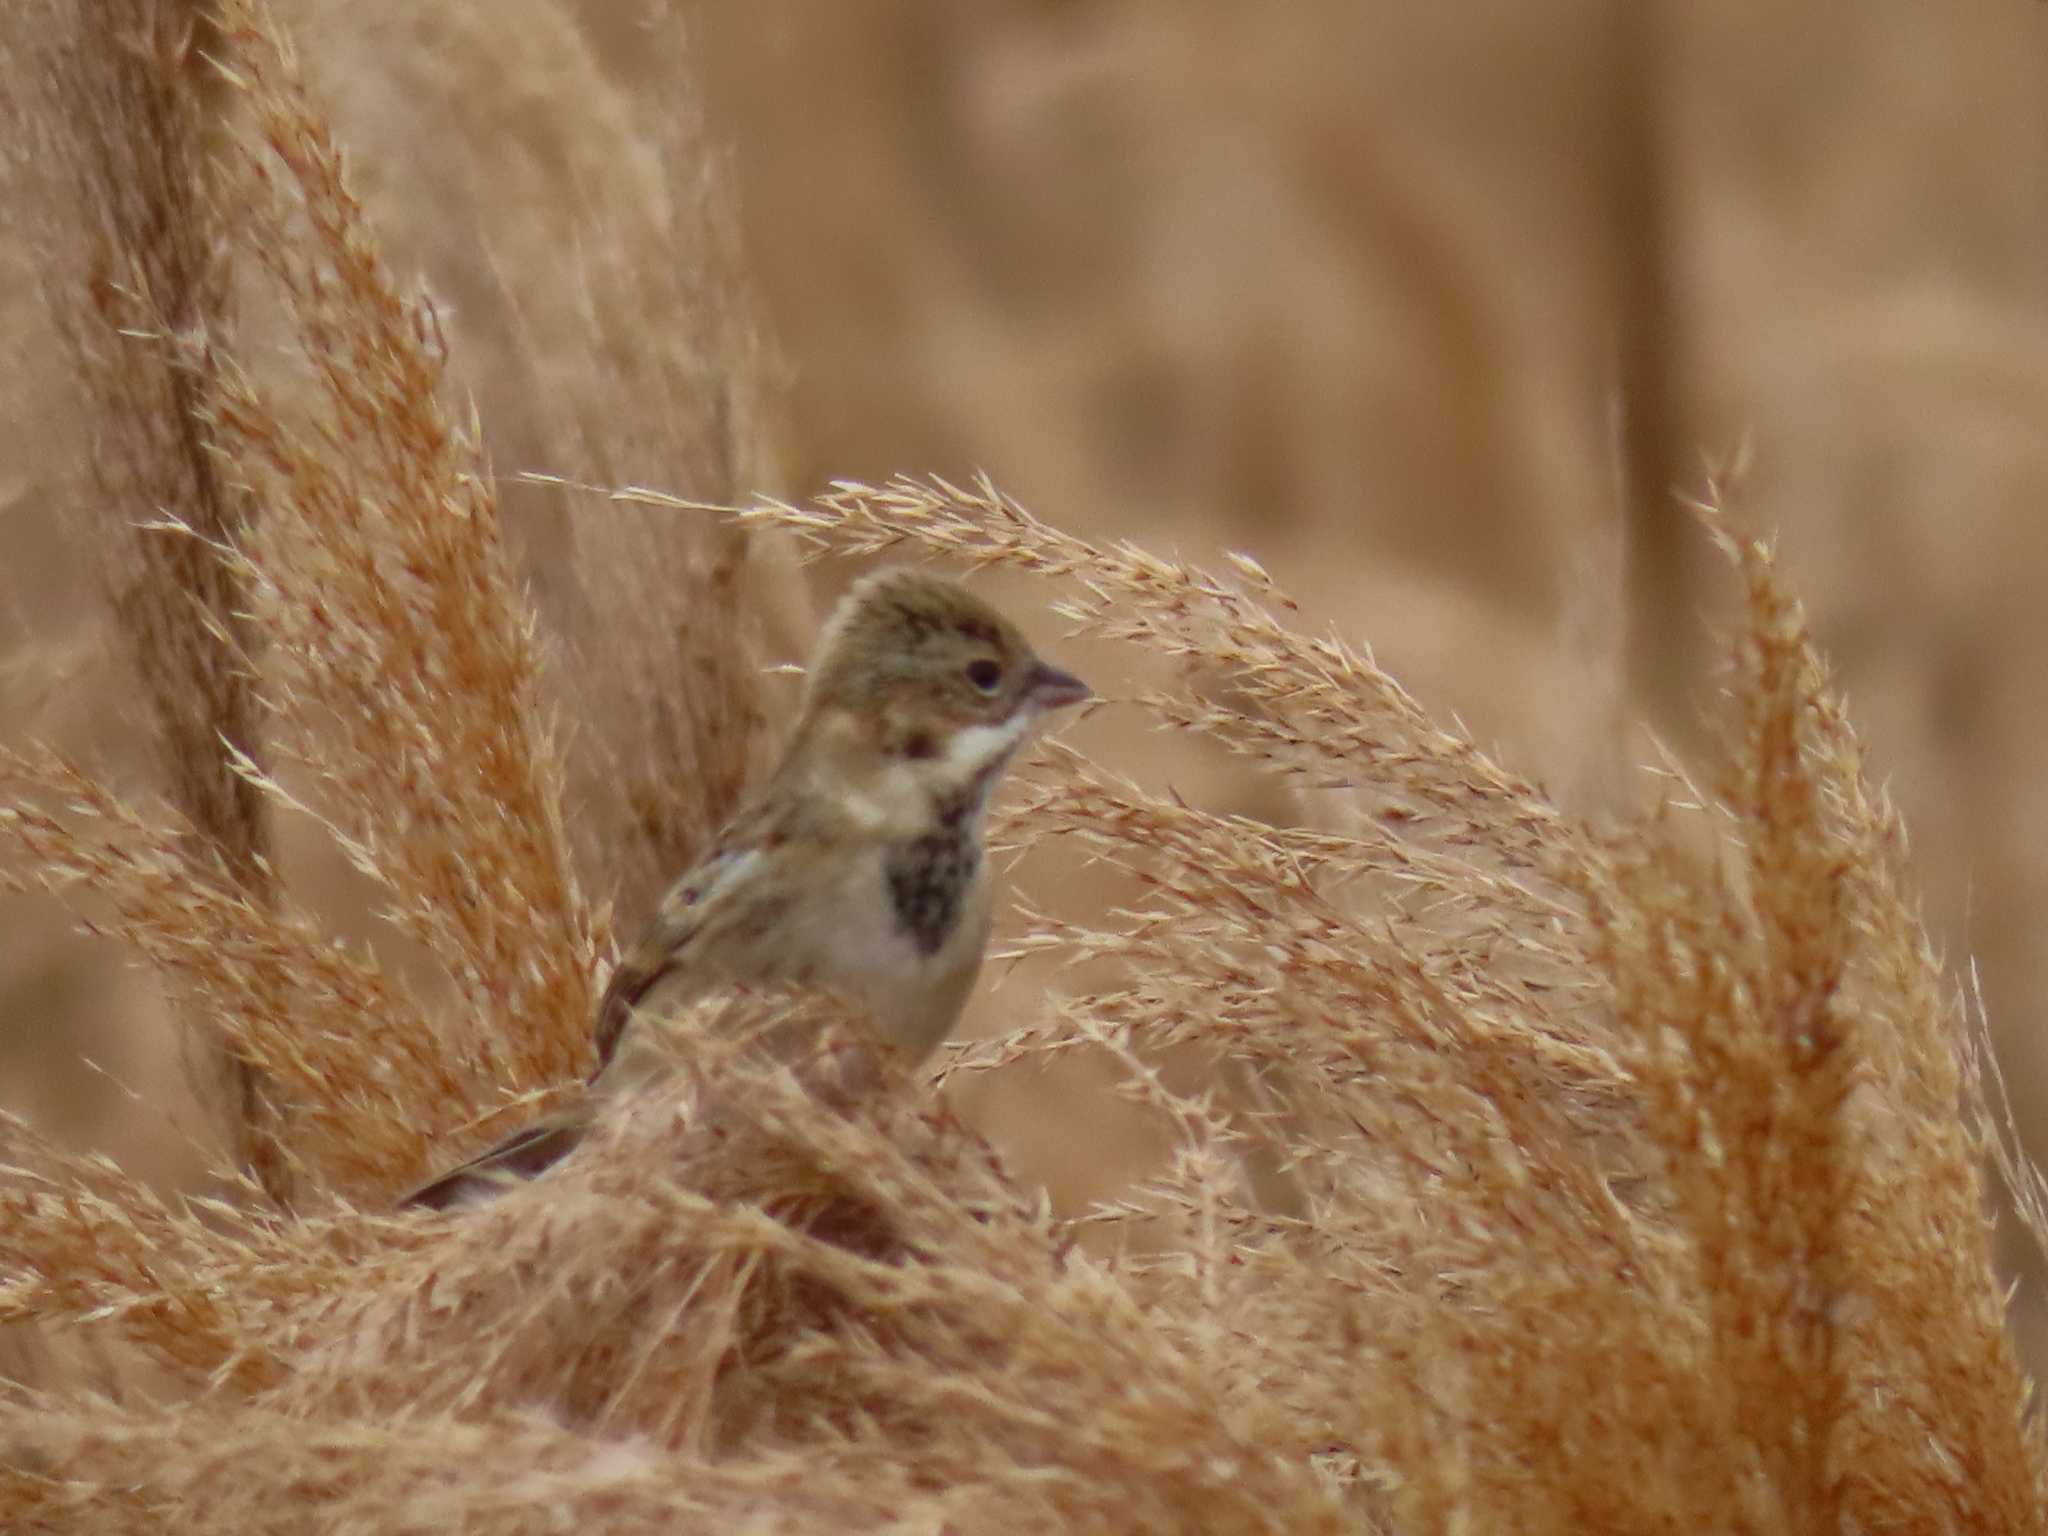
[965,658,1003,693]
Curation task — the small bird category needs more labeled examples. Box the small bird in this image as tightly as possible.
[402,567,1089,1208]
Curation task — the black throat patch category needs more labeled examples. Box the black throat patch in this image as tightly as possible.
[883,795,982,957]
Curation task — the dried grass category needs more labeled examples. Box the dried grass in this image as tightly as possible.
[0,4,2042,1534]
[490,4,797,924]
[203,0,601,1091]
[16,0,283,1196]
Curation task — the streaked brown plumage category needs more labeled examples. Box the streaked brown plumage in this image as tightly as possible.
[402,568,1088,1209]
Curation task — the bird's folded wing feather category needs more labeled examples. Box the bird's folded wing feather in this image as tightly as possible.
[397,1109,594,1210]
[591,841,770,1071]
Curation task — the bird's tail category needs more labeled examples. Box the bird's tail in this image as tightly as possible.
[591,944,674,1077]
[397,1115,591,1210]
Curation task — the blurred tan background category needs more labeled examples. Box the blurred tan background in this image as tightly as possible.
[9,2,2048,1360]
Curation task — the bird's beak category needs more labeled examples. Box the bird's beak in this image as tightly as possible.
[1025,661,1091,712]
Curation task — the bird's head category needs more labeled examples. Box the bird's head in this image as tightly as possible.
[792,569,1090,833]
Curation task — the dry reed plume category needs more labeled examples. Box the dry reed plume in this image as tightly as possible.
[18,0,285,1198]
[1,4,2044,1533]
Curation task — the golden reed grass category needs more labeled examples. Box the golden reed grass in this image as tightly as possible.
[1,3,2043,1531]
[18,0,285,1198]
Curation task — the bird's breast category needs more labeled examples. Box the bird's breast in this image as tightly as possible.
[882,823,982,957]
[776,833,989,1052]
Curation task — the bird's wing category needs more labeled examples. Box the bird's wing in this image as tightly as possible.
[591,840,773,1073]
[397,1109,594,1211]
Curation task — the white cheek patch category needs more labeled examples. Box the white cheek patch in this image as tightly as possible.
[943,714,1035,779]
[833,713,1040,839]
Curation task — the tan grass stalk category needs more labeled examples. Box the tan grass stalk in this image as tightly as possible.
[0,1027,1353,1533]
[3,469,2043,1530]
[620,475,1583,885]
[0,746,533,1199]
[563,510,780,927]
[495,9,794,924]
[611,473,2047,1530]
[204,0,598,1084]
[18,0,285,1197]
[0,7,2041,1524]
[1966,968,2048,1276]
